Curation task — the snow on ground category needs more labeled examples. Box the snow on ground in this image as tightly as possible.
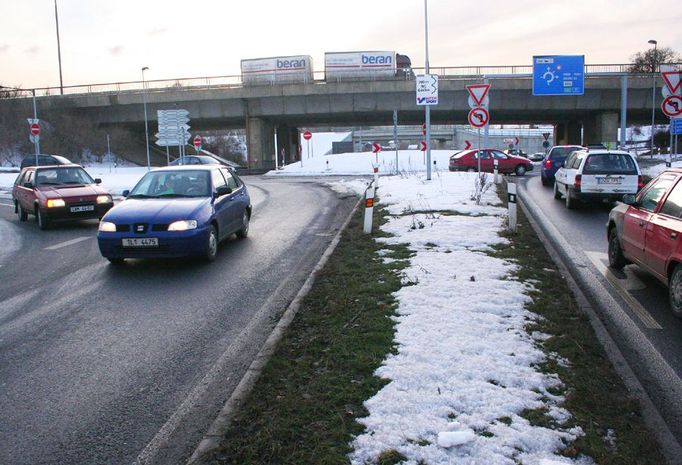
[337,172,591,465]
[268,149,455,177]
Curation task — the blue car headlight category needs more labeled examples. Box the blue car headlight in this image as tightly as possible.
[99,221,116,232]
[168,220,198,231]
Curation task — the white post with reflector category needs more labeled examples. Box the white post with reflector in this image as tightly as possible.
[373,164,379,188]
[508,182,517,233]
[493,159,500,184]
[193,135,202,154]
[363,183,376,234]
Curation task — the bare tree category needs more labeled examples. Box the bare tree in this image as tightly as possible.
[629,46,680,73]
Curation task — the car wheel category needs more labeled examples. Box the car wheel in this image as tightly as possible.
[515,164,527,176]
[669,264,682,319]
[553,182,562,200]
[205,225,218,262]
[541,175,550,187]
[565,188,576,209]
[607,228,627,270]
[18,204,28,222]
[36,207,50,230]
[236,210,250,239]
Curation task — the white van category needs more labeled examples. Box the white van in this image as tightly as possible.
[553,149,642,209]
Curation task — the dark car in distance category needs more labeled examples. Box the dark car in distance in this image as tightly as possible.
[607,168,682,318]
[20,154,71,169]
[12,164,113,229]
[169,154,240,168]
[449,149,533,176]
[97,165,251,264]
[540,145,583,186]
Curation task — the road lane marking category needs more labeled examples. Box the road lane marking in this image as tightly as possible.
[45,236,92,250]
[585,251,662,330]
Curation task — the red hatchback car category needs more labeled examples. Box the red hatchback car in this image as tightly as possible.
[607,168,682,318]
[449,149,533,176]
[12,164,114,230]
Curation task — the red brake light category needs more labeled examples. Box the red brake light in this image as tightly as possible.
[545,160,552,169]
[574,174,582,188]
[638,175,644,190]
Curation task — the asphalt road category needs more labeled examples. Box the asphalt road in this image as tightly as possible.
[0,176,357,465]
[517,170,682,450]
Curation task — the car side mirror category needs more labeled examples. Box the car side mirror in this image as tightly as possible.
[24,182,33,189]
[216,185,232,196]
[122,189,130,197]
[95,178,102,184]
[622,194,636,205]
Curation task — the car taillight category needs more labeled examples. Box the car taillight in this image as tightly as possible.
[574,174,582,191]
[545,160,552,169]
[638,175,644,190]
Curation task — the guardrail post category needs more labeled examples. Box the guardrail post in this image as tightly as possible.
[508,182,517,232]
[363,184,376,234]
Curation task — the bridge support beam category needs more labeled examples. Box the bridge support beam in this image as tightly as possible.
[584,112,619,148]
[554,121,582,146]
[246,117,275,170]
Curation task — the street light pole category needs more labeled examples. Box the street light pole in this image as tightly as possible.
[424,0,431,181]
[142,66,151,170]
[54,0,64,95]
[648,39,657,158]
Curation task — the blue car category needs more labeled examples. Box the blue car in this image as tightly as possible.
[540,145,583,186]
[97,165,251,264]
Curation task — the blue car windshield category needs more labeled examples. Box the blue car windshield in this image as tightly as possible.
[129,170,210,198]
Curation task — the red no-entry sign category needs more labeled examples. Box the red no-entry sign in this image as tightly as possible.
[193,135,202,148]
[303,130,312,140]
[30,123,40,136]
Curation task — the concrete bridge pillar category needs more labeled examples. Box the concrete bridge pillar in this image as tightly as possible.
[275,125,300,166]
[584,112,618,147]
[554,121,582,146]
[246,117,275,170]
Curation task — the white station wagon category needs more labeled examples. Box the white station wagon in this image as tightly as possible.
[553,149,643,209]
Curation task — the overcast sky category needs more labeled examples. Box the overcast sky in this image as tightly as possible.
[1,0,680,90]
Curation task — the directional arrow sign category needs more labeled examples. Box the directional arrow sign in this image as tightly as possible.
[464,140,472,150]
[466,84,491,106]
[372,143,381,154]
[419,141,427,152]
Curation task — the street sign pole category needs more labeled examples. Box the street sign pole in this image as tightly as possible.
[424,0,431,181]
[32,90,39,163]
[393,110,398,174]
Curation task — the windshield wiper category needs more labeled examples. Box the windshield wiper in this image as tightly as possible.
[127,193,154,198]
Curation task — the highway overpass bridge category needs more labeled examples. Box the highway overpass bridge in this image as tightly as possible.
[18,68,668,169]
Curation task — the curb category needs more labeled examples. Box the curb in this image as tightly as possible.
[185,193,364,465]
[517,186,682,465]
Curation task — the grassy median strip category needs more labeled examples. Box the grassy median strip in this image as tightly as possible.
[203,205,410,465]
[493,187,666,465]
[203,186,666,465]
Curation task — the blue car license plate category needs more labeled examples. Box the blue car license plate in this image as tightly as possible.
[122,238,159,247]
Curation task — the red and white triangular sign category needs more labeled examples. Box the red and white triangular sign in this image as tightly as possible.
[662,70,682,95]
[466,84,491,106]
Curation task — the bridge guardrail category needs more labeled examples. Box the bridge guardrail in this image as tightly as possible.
[3,63,679,99]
